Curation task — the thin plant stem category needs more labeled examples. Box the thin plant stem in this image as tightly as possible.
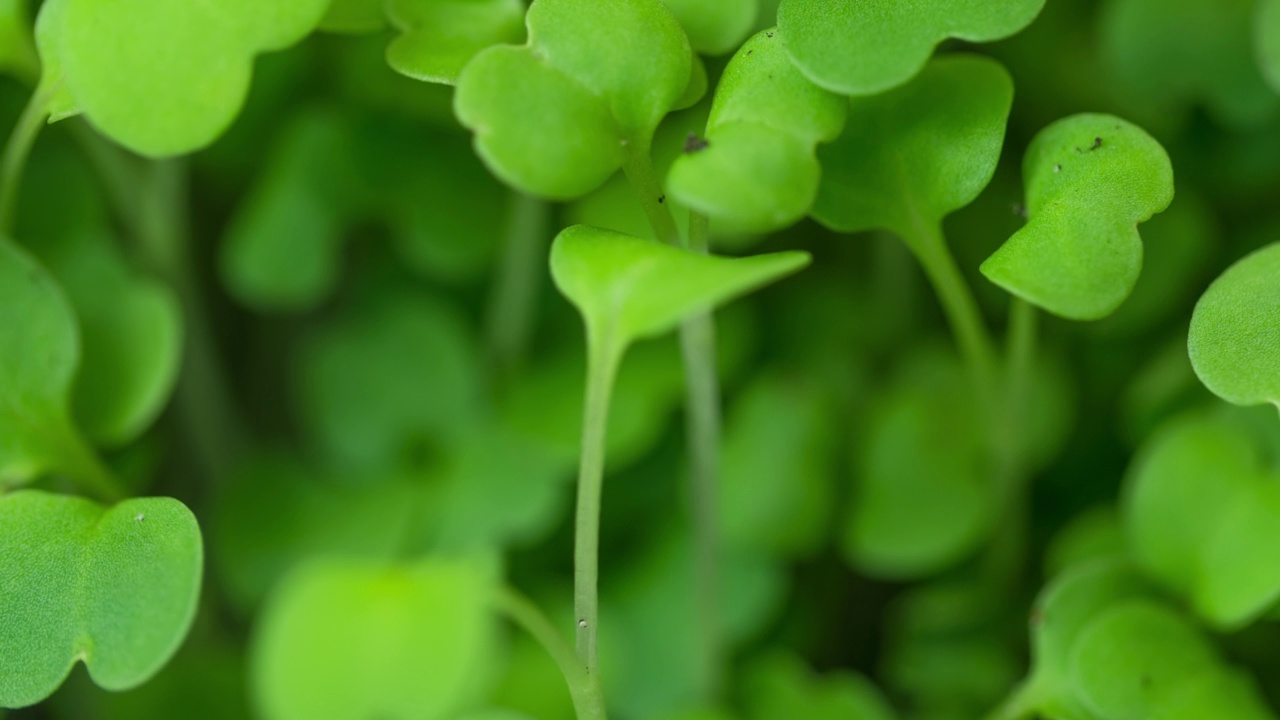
[56,427,126,503]
[495,586,608,720]
[621,146,727,701]
[1006,297,1038,438]
[679,210,724,700]
[0,80,56,234]
[574,333,621,678]
[485,192,550,378]
[900,219,1000,413]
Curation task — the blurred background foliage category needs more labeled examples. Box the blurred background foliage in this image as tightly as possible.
[2,0,1280,717]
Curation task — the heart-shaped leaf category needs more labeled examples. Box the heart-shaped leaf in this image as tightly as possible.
[842,350,996,579]
[550,225,809,361]
[1123,409,1280,629]
[0,490,202,708]
[385,0,524,85]
[1260,0,1280,93]
[660,0,755,56]
[811,54,1013,239]
[454,0,693,199]
[744,653,897,720]
[1188,242,1280,408]
[38,0,328,156]
[251,555,500,720]
[980,114,1174,321]
[667,29,847,233]
[1101,0,1280,130]
[295,286,484,471]
[320,0,386,33]
[776,0,1044,95]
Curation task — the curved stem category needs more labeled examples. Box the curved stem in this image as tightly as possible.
[485,192,550,379]
[1005,298,1038,439]
[679,210,724,699]
[495,586,608,720]
[621,141,682,248]
[574,334,621,678]
[900,220,1000,412]
[0,80,56,234]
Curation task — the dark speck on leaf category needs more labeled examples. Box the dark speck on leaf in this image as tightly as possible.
[747,49,753,55]
[683,133,709,154]
[1092,136,1103,150]
[766,31,774,38]
[1054,164,1062,173]
[658,195,666,204]
[1012,203,1028,218]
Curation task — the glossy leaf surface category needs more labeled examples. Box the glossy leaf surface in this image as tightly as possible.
[385,0,524,85]
[668,29,847,233]
[981,114,1174,320]
[776,0,1044,95]
[812,54,1012,237]
[454,0,692,198]
[41,0,329,156]
[0,491,202,708]
[252,556,500,720]
[1188,243,1280,408]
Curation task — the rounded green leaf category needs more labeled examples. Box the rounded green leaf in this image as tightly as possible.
[980,114,1174,321]
[1044,506,1125,579]
[251,556,500,720]
[42,0,328,156]
[1101,0,1280,130]
[0,490,202,708]
[385,0,524,85]
[842,350,996,579]
[550,225,810,356]
[0,238,82,484]
[660,0,755,56]
[1260,0,1280,93]
[454,0,692,199]
[1068,600,1218,719]
[744,653,898,720]
[1188,243,1280,408]
[776,0,1044,95]
[811,54,1012,238]
[667,29,847,233]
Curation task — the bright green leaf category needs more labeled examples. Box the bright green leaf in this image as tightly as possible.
[0,490,202,708]
[980,114,1174,321]
[251,556,500,720]
[1101,0,1280,130]
[385,0,524,85]
[776,0,1044,95]
[454,0,692,199]
[550,225,809,359]
[41,0,328,156]
[1188,242,1280,408]
[842,350,996,579]
[661,0,755,56]
[812,54,1012,240]
[667,29,847,233]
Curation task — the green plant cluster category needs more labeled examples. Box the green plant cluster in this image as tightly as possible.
[1,0,1279,719]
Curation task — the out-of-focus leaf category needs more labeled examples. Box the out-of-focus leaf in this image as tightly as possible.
[776,0,1044,95]
[320,0,386,33]
[981,114,1174,321]
[1044,506,1125,579]
[385,0,524,85]
[0,0,37,78]
[661,0,755,56]
[1188,242,1280,409]
[1260,0,1280,93]
[0,491,202,708]
[744,652,897,720]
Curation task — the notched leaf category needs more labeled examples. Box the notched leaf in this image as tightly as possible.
[980,114,1174,321]
[777,0,1045,95]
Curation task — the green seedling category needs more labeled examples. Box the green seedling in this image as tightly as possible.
[385,0,525,85]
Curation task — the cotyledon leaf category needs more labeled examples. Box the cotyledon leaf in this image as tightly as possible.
[37,0,329,156]
[251,555,501,720]
[744,652,898,720]
[667,29,847,233]
[660,0,756,56]
[454,0,693,199]
[811,54,1013,239]
[1188,243,1280,409]
[1260,0,1280,93]
[385,0,525,85]
[320,0,387,33]
[776,0,1045,95]
[0,490,203,708]
[550,225,809,360]
[980,114,1174,321]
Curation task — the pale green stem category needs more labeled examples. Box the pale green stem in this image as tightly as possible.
[679,210,724,700]
[574,332,622,678]
[495,586,608,720]
[1005,298,1038,444]
[900,219,1000,414]
[485,192,550,378]
[621,146,727,701]
[0,80,55,235]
